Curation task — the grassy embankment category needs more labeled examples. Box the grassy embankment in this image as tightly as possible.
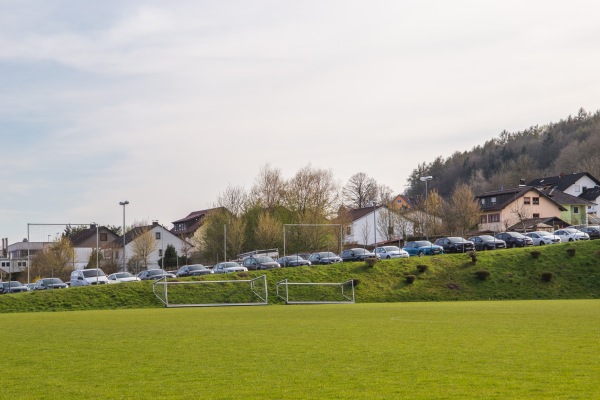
[0,240,598,313]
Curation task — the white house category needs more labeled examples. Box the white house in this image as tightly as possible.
[344,206,414,246]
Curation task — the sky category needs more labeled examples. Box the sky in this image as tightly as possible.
[2,0,600,244]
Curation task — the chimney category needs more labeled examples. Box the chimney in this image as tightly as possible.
[152,221,159,226]
[519,179,526,187]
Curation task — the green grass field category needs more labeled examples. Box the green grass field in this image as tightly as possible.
[2,300,598,399]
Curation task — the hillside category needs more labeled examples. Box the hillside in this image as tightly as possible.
[1,240,599,313]
[405,108,600,197]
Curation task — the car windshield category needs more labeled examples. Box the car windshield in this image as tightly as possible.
[353,249,367,254]
[479,235,495,241]
[256,256,274,263]
[44,278,63,284]
[383,246,399,251]
[288,256,305,261]
[8,281,24,286]
[320,252,337,258]
[148,269,166,276]
[563,228,579,233]
[224,262,240,268]
[536,232,553,237]
[414,241,433,247]
[82,269,105,278]
[188,265,207,271]
[508,232,526,238]
[448,237,465,242]
[115,272,133,278]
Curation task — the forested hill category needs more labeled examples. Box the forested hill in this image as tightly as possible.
[405,108,600,197]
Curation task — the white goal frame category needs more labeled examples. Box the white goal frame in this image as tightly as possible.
[152,275,268,307]
[276,279,355,305]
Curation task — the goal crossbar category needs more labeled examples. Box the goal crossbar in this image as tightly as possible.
[153,275,268,307]
[276,279,355,305]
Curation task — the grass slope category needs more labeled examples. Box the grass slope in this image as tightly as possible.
[0,301,598,399]
[1,240,599,313]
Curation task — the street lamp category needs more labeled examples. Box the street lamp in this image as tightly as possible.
[119,201,129,272]
[420,176,433,241]
[369,200,377,248]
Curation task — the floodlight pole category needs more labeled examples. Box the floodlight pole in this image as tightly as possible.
[119,201,129,272]
[420,176,433,241]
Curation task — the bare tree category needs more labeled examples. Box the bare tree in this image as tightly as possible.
[216,185,248,217]
[342,172,378,208]
[250,164,286,210]
[254,212,281,250]
[510,200,531,232]
[443,184,481,237]
[131,228,157,271]
[285,164,339,220]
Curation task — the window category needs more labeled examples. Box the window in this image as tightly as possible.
[155,232,161,240]
[532,197,539,205]
[346,226,352,235]
[480,215,488,224]
[480,199,485,205]
[489,214,500,223]
[573,206,579,214]
[100,233,108,241]
[490,197,497,205]
[524,197,531,205]
[533,213,540,218]
[158,249,163,256]
[574,185,581,192]
[397,199,402,204]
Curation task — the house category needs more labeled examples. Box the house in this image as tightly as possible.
[475,186,567,232]
[117,221,192,271]
[579,186,600,215]
[506,216,570,233]
[390,194,416,210]
[69,224,120,270]
[343,206,414,247]
[171,207,224,238]
[537,188,596,226]
[527,172,600,198]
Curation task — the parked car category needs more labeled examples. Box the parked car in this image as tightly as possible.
[340,248,378,262]
[25,283,36,291]
[402,241,444,257]
[308,252,343,265]
[212,261,248,274]
[0,281,29,294]
[525,231,561,246]
[578,226,600,240]
[176,264,214,277]
[277,255,311,267]
[137,269,176,280]
[468,235,506,251]
[34,278,68,290]
[241,256,281,270]
[107,272,141,283]
[374,246,410,259]
[494,232,534,248]
[70,268,109,286]
[433,237,475,253]
[553,228,590,242]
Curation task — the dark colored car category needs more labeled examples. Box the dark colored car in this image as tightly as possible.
[308,252,343,265]
[137,269,176,280]
[402,241,444,257]
[277,255,311,267]
[176,264,214,277]
[468,235,507,251]
[1,281,29,294]
[242,256,281,270]
[34,278,68,290]
[494,232,534,248]
[433,237,475,253]
[340,248,377,262]
[579,226,600,240]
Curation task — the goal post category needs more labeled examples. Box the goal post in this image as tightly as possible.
[276,279,355,305]
[153,275,269,307]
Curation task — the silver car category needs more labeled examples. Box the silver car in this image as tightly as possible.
[553,228,590,242]
[525,231,561,245]
[212,261,248,274]
[374,246,409,259]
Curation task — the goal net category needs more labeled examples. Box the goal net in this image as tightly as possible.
[276,279,356,304]
[153,275,268,307]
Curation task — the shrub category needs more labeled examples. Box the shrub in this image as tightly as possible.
[350,278,361,288]
[467,251,477,263]
[416,264,428,273]
[531,251,541,259]
[541,272,553,282]
[365,257,378,267]
[474,270,490,281]
[405,275,416,284]
[566,248,576,257]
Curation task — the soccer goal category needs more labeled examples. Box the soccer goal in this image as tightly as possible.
[153,275,268,307]
[276,279,356,305]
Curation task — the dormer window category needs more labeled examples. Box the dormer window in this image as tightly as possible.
[491,197,497,205]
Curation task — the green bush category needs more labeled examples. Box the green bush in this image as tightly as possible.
[541,272,553,282]
[405,275,416,284]
[531,251,541,259]
[566,248,576,257]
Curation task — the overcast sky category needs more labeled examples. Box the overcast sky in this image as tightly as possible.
[2,0,600,243]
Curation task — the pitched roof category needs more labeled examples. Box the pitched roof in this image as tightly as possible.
[171,207,224,236]
[507,216,570,232]
[527,172,600,191]
[579,186,600,201]
[475,186,567,212]
[348,206,382,222]
[69,225,119,247]
[539,188,596,206]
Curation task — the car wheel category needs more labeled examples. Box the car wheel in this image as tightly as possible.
[568,238,574,242]
[483,245,490,251]
[418,251,424,257]
[539,241,545,246]
[386,255,391,259]
[511,243,517,248]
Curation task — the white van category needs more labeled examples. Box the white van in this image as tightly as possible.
[70,268,109,286]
